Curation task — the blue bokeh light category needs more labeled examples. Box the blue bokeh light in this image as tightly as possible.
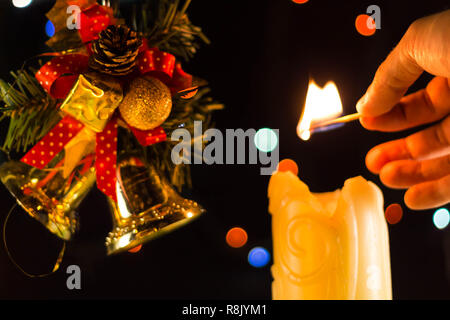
[248,247,271,268]
[45,20,55,37]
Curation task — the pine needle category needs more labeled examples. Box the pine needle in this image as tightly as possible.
[0,69,60,153]
[135,0,209,61]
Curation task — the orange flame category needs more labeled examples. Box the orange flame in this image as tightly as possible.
[297,80,343,140]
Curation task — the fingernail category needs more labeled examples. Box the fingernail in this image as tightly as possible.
[356,94,366,113]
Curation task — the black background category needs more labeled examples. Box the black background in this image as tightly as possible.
[0,0,449,300]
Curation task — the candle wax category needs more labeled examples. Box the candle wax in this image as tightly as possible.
[268,172,392,300]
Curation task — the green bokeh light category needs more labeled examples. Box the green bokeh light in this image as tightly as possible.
[433,208,450,230]
[254,128,278,153]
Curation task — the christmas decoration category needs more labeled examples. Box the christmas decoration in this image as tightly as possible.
[106,156,202,255]
[59,72,123,133]
[0,0,222,265]
[119,76,172,131]
[90,25,142,76]
[0,158,95,240]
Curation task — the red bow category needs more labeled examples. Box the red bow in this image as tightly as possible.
[23,3,192,202]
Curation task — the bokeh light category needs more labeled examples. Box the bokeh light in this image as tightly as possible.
[277,159,298,175]
[292,0,309,3]
[45,20,55,38]
[433,208,450,230]
[355,14,376,36]
[12,0,32,8]
[248,247,270,268]
[254,128,278,153]
[385,203,403,225]
[226,227,248,248]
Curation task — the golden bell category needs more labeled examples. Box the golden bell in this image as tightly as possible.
[105,157,204,255]
[0,157,96,241]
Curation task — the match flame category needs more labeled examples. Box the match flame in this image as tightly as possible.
[297,80,343,140]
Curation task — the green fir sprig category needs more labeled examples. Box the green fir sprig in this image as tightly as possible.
[134,0,210,61]
[0,69,60,153]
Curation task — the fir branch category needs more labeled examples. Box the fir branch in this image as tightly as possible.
[133,0,209,61]
[0,70,60,153]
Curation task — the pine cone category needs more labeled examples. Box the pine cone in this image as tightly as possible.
[89,25,142,76]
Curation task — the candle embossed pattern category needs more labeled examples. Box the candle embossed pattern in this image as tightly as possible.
[268,166,392,300]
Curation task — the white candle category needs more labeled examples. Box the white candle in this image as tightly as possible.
[268,170,392,300]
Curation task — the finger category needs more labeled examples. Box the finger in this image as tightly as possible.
[356,38,423,117]
[357,10,450,117]
[379,154,450,189]
[366,115,450,173]
[361,77,450,132]
[366,139,412,174]
[404,174,450,210]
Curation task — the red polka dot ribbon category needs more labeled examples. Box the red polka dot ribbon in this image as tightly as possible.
[20,115,120,201]
[21,116,85,169]
[95,117,118,201]
[136,46,193,93]
[128,125,167,146]
[20,114,168,201]
[35,55,89,99]
[79,4,114,44]
[137,47,176,81]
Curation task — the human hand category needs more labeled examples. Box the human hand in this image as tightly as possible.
[356,10,450,210]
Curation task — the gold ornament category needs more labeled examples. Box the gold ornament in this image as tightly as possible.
[0,155,96,240]
[105,156,204,255]
[119,76,172,131]
[60,73,123,133]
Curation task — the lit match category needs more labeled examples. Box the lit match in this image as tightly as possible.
[308,112,361,132]
[297,80,361,140]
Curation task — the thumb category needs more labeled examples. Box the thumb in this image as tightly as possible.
[357,10,450,117]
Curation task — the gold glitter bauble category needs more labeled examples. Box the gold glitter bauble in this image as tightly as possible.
[119,76,172,130]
